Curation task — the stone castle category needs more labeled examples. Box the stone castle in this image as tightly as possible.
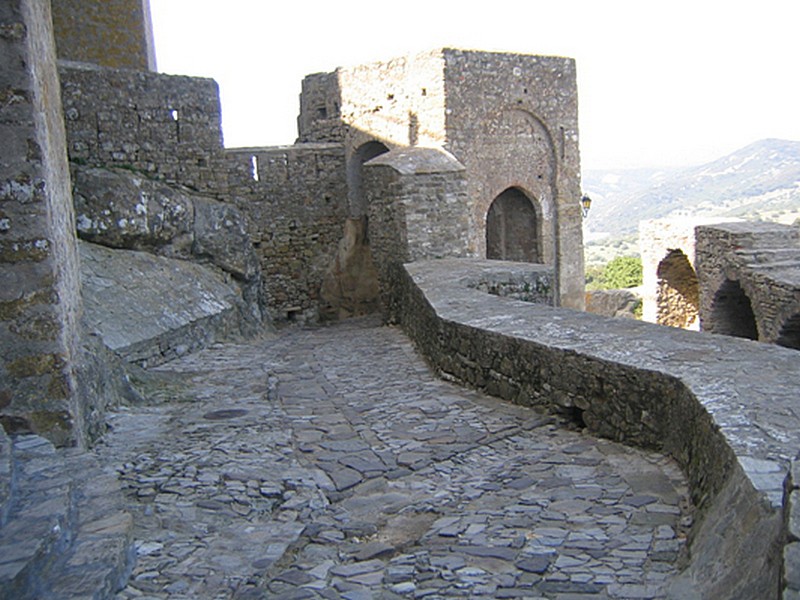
[2,0,800,598]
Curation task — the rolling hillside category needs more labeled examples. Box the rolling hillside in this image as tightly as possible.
[583,138,800,240]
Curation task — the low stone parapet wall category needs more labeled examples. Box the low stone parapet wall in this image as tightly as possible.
[393,258,800,599]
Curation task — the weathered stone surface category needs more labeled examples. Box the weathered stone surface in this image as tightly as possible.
[51,0,156,70]
[100,317,690,598]
[319,217,380,320]
[226,143,348,323]
[0,0,110,448]
[79,241,242,366]
[193,195,259,281]
[71,164,263,333]
[72,166,194,252]
[586,288,641,319]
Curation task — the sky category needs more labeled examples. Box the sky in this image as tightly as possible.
[149,0,800,172]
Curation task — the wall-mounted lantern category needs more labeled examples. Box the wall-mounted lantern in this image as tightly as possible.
[581,194,592,218]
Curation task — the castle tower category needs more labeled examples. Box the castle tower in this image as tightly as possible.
[298,49,585,309]
[51,0,156,71]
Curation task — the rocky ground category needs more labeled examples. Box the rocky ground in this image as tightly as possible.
[98,316,692,599]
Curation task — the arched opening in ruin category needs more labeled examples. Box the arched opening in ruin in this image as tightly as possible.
[486,187,541,263]
[709,279,759,340]
[656,249,699,329]
[349,141,390,217]
[776,313,800,350]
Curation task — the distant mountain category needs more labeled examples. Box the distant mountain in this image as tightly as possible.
[582,139,800,237]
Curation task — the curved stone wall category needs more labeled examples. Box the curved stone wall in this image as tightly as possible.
[392,258,800,598]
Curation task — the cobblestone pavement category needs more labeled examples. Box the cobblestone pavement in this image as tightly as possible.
[98,316,693,599]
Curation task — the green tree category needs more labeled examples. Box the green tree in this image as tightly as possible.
[599,256,642,289]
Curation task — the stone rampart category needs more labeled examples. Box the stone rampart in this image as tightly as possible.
[59,62,227,197]
[226,144,349,322]
[392,258,800,598]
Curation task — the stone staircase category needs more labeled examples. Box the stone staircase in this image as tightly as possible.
[733,225,800,276]
[0,426,134,599]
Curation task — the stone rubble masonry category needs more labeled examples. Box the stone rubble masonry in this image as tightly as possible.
[58,59,350,324]
[50,0,156,71]
[227,144,349,322]
[364,147,470,314]
[0,0,86,446]
[392,258,800,599]
[59,62,228,198]
[640,217,715,325]
[442,50,585,310]
[56,48,589,323]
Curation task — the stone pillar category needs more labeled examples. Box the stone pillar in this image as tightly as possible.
[0,0,85,446]
[51,0,156,71]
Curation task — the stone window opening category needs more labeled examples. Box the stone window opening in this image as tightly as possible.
[250,155,259,181]
[656,249,699,329]
[709,279,759,340]
[776,313,800,350]
[486,187,542,263]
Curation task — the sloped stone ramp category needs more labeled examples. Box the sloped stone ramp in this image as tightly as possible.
[79,241,243,367]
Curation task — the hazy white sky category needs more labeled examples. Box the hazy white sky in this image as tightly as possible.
[150,0,799,171]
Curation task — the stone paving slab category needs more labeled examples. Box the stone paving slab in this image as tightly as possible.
[98,316,692,599]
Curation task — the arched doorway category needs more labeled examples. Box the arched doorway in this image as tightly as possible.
[349,141,389,217]
[486,188,541,263]
[656,249,699,329]
[709,279,758,340]
[776,313,800,350]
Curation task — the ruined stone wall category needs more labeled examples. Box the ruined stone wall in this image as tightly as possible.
[695,221,800,344]
[297,72,344,144]
[226,144,349,322]
[640,218,705,327]
[59,63,228,197]
[1,0,87,445]
[442,50,584,309]
[51,0,156,71]
[393,258,798,598]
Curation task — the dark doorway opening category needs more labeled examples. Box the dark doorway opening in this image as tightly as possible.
[486,188,541,263]
[709,279,758,340]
